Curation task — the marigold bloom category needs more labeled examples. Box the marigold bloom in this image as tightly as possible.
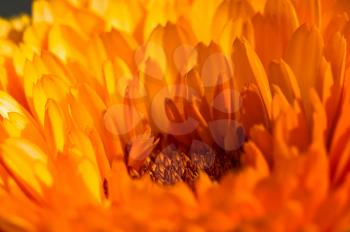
[1,0,350,231]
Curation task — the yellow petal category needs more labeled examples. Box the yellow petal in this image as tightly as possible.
[44,99,66,153]
[48,25,87,64]
[78,159,101,203]
[3,112,47,151]
[0,138,52,199]
[32,75,69,125]
[32,0,54,23]
[67,130,98,167]
[0,91,27,119]
[189,0,222,44]
[101,29,137,69]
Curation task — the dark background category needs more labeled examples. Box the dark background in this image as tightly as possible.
[0,0,31,17]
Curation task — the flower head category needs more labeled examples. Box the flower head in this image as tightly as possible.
[1,0,350,231]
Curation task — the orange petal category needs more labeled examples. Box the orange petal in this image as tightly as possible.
[253,0,299,67]
[232,38,272,117]
[293,0,321,26]
[285,24,323,121]
[268,59,301,103]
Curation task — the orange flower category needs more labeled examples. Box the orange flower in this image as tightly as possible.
[1,0,350,231]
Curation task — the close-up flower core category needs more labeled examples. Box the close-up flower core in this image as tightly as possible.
[1,0,350,231]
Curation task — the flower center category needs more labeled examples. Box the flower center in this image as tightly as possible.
[125,136,243,185]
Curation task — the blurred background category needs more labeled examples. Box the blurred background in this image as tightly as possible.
[0,0,31,17]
